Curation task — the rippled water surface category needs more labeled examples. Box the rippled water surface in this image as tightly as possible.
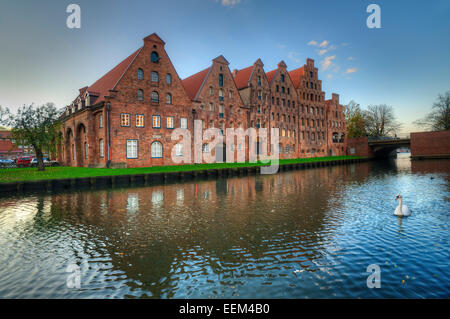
[0,155,449,298]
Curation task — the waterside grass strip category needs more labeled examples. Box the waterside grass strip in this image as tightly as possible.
[0,156,368,194]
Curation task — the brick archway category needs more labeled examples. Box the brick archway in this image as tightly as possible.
[75,122,88,167]
[65,127,74,166]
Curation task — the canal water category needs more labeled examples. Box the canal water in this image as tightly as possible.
[0,154,449,298]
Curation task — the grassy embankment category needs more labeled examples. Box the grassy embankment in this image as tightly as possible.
[0,156,361,184]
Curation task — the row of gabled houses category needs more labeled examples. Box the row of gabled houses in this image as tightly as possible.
[58,33,346,168]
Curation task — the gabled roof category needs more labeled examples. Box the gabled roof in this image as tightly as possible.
[181,67,211,101]
[72,48,142,106]
[288,66,305,89]
[213,55,229,65]
[233,65,254,89]
[143,33,165,44]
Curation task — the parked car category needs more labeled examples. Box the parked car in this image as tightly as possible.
[30,157,60,167]
[0,158,15,168]
[16,156,33,167]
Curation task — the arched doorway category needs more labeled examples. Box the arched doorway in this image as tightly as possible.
[75,123,87,167]
[65,128,74,166]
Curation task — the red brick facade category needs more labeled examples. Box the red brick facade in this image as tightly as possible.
[59,33,347,168]
[347,137,374,158]
[325,93,346,156]
[289,59,328,157]
[410,130,450,158]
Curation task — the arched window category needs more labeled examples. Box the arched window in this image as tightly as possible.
[166,93,172,104]
[218,74,224,87]
[166,73,172,85]
[151,71,159,83]
[175,143,183,157]
[137,68,144,80]
[151,51,159,63]
[332,132,339,143]
[84,142,88,159]
[137,89,144,101]
[99,139,104,158]
[151,91,159,103]
[151,141,163,158]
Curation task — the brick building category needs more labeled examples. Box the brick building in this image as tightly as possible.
[289,58,327,158]
[265,61,299,159]
[0,130,31,159]
[182,55,248,163]
[59,33,347,168]
[325,93,346,156]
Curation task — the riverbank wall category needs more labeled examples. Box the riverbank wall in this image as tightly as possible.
[0,157,370,195]
[347,137,374,158]
[411,130,450,160]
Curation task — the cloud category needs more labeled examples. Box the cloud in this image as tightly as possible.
[345,68,359,74]
[321,55,336,70]
[277,43,286,49]
[288,51,301,64]
[319,49,328,55]
[347,56,355,61]
[308,40,318,46]
[217,0,241,7]
[319,40,329,47]
[327,74,333,79]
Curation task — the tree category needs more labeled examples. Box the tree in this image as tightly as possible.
[362,104,402,138]
[344,100,366,138]
[414,91,450,131]
[0,103,63,171]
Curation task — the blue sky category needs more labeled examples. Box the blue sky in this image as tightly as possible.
[0,0,449,134]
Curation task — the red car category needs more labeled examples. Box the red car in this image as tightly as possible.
[16,156,33,167]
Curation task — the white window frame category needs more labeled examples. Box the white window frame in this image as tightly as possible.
[136,114,144,127]
[151,141,163,158]
[99,139,104,158]
[126,140,138,159]
[175,143,183,157]
[180,117,188,129]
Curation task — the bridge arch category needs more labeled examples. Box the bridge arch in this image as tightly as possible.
[369,139,411,158]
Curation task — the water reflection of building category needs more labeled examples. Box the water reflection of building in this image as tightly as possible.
[411,159,450,175]
[47,164,372,297]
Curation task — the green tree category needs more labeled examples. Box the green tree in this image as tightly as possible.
[344,100,366,138]
[414,91,450,131]
[0,103,62,171]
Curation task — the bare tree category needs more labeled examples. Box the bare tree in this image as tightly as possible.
[344,100,361,121]
[0,103,63,171]
[362,104,402,138]
[414,91,450,131]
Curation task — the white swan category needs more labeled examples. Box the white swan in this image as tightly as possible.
[394,194,411,217]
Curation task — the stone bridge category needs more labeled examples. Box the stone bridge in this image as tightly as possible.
[348,131,450,159]
[368,138,411,157]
